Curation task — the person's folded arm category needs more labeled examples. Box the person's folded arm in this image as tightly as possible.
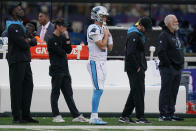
[92,34,108,51]
[8,25,28,50]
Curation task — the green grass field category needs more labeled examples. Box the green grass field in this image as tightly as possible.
[0,129,194,131]
[1,117,196,126]
[0,117,196,131]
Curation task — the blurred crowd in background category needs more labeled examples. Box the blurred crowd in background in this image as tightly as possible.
[0,1,196,53]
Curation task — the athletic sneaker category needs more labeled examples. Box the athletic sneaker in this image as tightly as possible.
[72,114,89,122]
[171,115,184,121]
[118,117,135,124]
[136,118,152,124]
[158,116,172,121]
[89,118,107,125]
[52,115,65,122]
[22,117,39,123]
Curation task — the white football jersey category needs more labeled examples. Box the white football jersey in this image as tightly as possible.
[87,24,108,61]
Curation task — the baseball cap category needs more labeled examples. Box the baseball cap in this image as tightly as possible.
[140,16,152,31]
[8,2,22,16]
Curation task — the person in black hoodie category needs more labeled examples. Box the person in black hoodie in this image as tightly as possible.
[6,2,38,123]
[157,14,184,121]
[119,16,152,124]
[47,18,88,123]
[188,25,196,53]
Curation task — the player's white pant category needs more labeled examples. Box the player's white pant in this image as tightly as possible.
[87,60,106,90]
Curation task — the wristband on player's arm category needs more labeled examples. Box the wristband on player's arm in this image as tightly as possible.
[66,38,70,41]
[108,42,113,45]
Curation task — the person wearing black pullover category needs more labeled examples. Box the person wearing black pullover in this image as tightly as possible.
[157,14,184,121]
[47,18,88,123]
[119,17,152,124]
[6,3,38,123]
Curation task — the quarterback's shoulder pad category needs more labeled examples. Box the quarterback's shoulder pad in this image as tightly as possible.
[88,24,101,36]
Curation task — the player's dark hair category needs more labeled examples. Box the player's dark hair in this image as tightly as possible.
[53,17,67,29]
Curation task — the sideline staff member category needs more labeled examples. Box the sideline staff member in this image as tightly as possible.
[47,18,88,123]
[157,14,184,121]
[119,17,152,124]
[6,2,38,123]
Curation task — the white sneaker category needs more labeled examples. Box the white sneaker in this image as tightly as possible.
[89,118,107,125]
[52,115,65,122]
[72,114,89,122]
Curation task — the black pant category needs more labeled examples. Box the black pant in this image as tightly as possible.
[51,73,80,118]
[122,69,145,119]
[159,67,181,116]
[9,62,33,120]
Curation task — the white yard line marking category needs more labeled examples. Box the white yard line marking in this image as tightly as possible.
[0,125,196,130]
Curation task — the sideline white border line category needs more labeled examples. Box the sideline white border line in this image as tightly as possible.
[0,126,196,130]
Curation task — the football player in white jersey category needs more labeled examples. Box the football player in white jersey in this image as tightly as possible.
[87,6,113,125]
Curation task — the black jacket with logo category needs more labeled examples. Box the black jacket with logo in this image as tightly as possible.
[157,26,184,70]
[47,34,72,76]
[7,24,36,65]
[125,31,147,72]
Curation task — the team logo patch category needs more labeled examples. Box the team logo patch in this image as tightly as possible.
[90,28,97,33]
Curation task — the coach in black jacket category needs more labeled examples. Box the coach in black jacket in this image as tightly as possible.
[119,17,152,124]
[157,15,184,121]
[47,18,88,122]
[6,3,38,123]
